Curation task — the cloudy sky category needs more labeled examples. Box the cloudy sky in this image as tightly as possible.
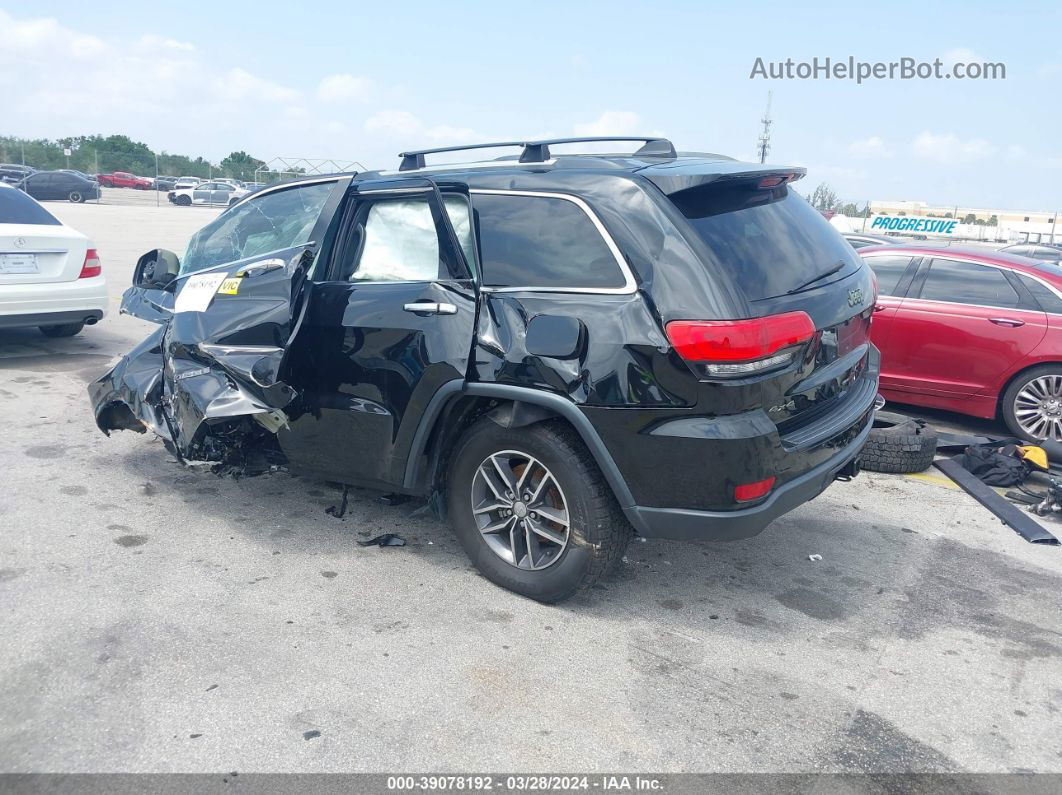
[3,1,1060,210]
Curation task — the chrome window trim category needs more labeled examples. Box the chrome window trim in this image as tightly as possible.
[469,188,636,295]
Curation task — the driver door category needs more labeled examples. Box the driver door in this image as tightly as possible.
[277,177,478,489]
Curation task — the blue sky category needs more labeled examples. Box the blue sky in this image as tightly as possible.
[3,1,1060,210]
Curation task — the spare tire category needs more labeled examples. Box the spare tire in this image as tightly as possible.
[860,411,937,474]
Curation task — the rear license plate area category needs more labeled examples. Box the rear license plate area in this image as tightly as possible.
[0,253,39,274]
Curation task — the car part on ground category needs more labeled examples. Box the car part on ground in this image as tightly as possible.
[934,457,1059,545]
[859,410,938,473]
[88,138,880,601]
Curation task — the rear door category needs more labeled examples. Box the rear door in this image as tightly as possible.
[278,177,478,488]
[885,257,1048,398]
[858,253,919,374]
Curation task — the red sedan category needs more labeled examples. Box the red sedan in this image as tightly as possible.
[96,171,152,189]
[861,245,1062,441]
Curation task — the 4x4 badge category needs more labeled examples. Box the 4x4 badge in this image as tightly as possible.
[847,288,864,307]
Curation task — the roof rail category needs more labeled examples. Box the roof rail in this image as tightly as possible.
[397,136,676,171]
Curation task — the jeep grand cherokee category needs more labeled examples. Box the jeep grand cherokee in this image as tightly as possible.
[90,136,878,602]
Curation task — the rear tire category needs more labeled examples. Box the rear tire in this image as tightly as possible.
[176,194,191,206]
[860,411,937,473]
[1002,365,1062,442]
[447,419,631,603]
[68,191,84,203]
[40,322,85,338]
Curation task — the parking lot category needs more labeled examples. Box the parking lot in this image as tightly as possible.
[2,202,1062,773]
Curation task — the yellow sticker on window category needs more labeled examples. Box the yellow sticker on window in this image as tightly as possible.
[216,277,243,295]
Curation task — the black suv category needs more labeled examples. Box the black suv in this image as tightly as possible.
[90,137,878,602]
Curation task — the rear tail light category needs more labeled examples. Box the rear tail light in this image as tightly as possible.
[665,311,815,377]
[79,248,101,279]
[735,477,776,502]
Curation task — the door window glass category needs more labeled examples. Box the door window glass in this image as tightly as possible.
[920,258,1021,308]
[181,181,336,274]
[863,255,913,296]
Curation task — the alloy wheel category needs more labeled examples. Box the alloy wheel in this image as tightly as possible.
[1014,375,1062,440]
[470,450,570,570]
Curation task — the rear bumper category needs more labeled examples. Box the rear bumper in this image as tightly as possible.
[0,276,108,328]
[628,408,873,541]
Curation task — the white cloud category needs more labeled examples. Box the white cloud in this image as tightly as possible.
[911,131,995,164]
[317,73,372,103]
[847,136,891,159]
[941,47,984,68]
[0,11,106,58]
[214,68,299,103]
[573,110,642,137]
[137,34,195,52]
[364,111,474,143]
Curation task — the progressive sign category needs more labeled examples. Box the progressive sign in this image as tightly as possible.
[870,215,959,236]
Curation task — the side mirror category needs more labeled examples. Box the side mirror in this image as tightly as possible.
[133,249,181,291]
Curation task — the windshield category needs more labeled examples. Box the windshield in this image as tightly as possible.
[181,182,335,274]
[670,183,861,301]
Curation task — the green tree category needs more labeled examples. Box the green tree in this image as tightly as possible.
[809,182,839,212]
[962,213,977,224]
[219,150,266,179]
[987,215,998,226]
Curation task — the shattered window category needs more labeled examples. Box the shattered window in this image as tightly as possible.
[181,181,335,274]
[349,197,472,282]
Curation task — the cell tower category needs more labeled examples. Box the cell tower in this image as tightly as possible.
[757,91,773,164]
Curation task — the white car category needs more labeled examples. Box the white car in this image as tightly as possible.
[167,181,249,207]
[173,177,202,190]
[0,183,106,337]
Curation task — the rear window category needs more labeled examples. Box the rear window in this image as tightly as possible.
[0,188,61,225]
[670,184,859,301]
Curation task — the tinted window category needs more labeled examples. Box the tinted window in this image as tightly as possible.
[181,181,335,274]
[863,255,913,296]
[1032,247,1062,260]
[671,185,860,301]
[472,193,625,289]
[1017,274,1062,314]
[919,258,1021,308]
[0,188,61,225]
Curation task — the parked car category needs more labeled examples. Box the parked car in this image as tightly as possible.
[89,136,877,602]
[1000,243,1062,264]
[57,169,98,182]
[17,170,101,203]
[844,232,901,249]
[0,164,35,184]
[0,183,106,337]
[154,176,179,191]
[862,245,1062,441]
[167,181,249,206]
[96,171,153,189]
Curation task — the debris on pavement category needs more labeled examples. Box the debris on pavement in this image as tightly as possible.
[808,554,822,562]
[326,487,349,519]
[357,533,407,547]
[934,458,1059,545]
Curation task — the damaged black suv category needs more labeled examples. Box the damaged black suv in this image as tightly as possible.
[90,136,878,602]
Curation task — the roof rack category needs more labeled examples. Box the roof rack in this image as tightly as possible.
[397,136,677,171]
